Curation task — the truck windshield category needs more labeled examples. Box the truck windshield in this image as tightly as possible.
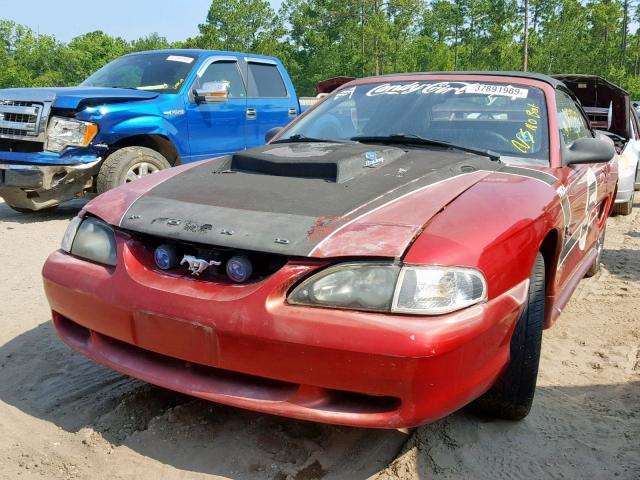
[81,53,197,93]
[281,80,550,164]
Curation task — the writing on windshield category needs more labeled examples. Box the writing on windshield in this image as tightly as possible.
[281,80,550,164]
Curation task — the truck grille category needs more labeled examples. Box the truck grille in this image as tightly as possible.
[0,101,44,140]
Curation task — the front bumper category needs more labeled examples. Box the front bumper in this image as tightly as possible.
[42,233,528,429]
[0,149,103,210]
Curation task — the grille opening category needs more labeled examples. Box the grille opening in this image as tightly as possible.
[54,312,91,344]
[131,232,289,283]
[0,100,43,139]
[3,112,37,123]
[318,389,401,414]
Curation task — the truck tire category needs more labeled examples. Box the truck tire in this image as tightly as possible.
[97,146,171,194]
[470,252,545,421]
[584,227,605,277]
[611,190,634,216]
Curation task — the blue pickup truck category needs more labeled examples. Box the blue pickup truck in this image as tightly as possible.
[0,49,304,212]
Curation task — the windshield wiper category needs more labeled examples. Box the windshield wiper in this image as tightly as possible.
[351,134,501,162]
[272,134,344,144]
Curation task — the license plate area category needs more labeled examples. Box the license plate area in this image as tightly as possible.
[132,311,219,367]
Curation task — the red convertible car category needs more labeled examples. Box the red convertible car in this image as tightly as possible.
[43,72,617,429]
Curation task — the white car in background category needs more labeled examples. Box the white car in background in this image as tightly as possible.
[555,75,640,215]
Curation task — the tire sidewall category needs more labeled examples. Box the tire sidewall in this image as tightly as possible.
[97,146,171,194]
[471,253,546,420]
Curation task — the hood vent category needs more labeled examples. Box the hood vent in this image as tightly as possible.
[229,142,405,183]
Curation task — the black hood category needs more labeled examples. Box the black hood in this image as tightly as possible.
[120,142,503,256]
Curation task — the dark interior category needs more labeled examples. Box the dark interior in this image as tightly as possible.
[555,75,631,145]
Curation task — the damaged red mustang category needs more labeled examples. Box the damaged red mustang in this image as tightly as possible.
[43,72,618,429]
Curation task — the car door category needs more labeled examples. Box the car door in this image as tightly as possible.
[185,57,247,161]
[243,58,298,148]
[555,89,609,279]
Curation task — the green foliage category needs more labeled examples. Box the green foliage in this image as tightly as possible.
[0,1,639,97]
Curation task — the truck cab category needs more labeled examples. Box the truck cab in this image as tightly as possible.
[0,49,301,212]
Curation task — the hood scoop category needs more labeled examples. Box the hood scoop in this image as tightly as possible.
[229,142,406,183]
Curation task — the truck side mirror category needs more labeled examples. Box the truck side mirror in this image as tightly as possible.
[564,137,615,166]
[265,127,283,143]
[194,81,229,104]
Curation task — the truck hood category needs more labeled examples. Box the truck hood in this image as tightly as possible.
[88,143,504,258]
[0,87,158,110]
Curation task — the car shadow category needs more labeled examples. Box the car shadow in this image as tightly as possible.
[406,380,639,480]
[0,198,87,224]
[2,321,638,479]
[601,247,640,282]
[0,321,408,479]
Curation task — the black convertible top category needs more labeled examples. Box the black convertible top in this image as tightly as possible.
[373,71,566,89]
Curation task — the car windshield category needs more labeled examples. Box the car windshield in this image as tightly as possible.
[81,53,197,93]
[282,80,550,164]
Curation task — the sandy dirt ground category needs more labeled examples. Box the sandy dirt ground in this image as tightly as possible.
[0,196,638,480]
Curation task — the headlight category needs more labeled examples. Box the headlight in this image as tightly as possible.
[392,266,487,314]
[45,116,98,152]
[61,216,117,266]
[288,263,486,315]
[61,216,83,252]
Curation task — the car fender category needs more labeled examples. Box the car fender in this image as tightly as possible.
[404,171,563,303]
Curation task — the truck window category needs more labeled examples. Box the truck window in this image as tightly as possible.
[196,61,246,98]
[81,53,196,93]
[247,63,287,98]
[556,90,592,144]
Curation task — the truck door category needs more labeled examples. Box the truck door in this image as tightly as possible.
[555,89,609,281]
[243,59,298,148]
[186,57,247,161]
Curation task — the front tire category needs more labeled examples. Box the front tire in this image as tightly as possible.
[471,252,545,420]
[97,146,170,194]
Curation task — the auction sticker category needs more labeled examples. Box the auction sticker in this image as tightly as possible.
[465,83,528,98]
[166,55,194,64]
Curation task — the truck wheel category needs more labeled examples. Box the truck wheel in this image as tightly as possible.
[584,227,605,277]
[97,146,171,194]
[611,191,634,216]
[470,252,545,420]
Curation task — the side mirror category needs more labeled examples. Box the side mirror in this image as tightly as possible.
[265,127,283,143]
[564,137,615,166]
[194,81,229,103]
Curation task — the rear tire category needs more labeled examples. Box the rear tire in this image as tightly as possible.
[97,146,171,194]
[470,252,545,420]
[612,190,634,216]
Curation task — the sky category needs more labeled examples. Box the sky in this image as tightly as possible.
[1,0,284,43]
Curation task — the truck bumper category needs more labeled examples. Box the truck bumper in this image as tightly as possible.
[0,150,103,210]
